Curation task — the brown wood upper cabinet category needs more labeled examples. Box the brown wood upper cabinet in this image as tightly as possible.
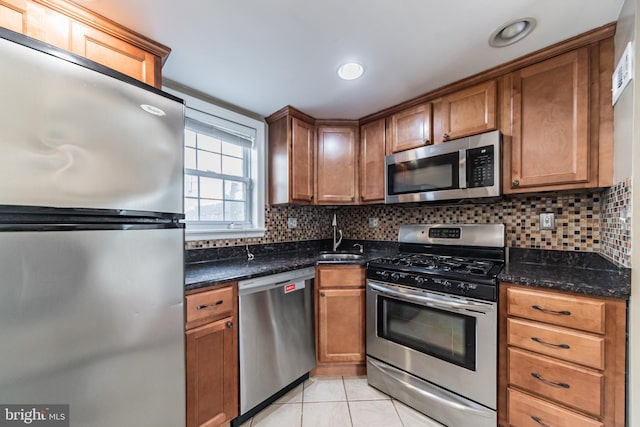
[266,106,316,205]
[0,0,169,88]
[502,41,613,193]
[432,80,497,143]
[316,123,359,204]
[359,118,386,203]
[388,102,432,153]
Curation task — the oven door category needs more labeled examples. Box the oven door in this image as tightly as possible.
[366,280,497,410]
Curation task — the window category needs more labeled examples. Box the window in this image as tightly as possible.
[164,86,265,241]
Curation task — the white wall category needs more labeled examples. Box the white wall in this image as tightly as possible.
[617,0,640,424]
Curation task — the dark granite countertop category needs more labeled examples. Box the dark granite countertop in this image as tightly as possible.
[499,248,631,300]
[185,239,398,292]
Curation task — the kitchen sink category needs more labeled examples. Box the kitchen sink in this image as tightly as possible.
[317,252,365,262]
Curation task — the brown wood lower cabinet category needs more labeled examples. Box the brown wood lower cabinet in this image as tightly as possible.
[314,265,366,376]
[185,284,238,427]
[499,283,626,427]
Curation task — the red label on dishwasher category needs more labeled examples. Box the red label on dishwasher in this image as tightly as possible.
[284,283,297,293]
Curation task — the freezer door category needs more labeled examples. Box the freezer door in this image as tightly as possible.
[0,228,185,427]
[0,35,184,214]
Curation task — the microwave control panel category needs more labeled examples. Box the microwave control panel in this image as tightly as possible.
[466,145,494,188]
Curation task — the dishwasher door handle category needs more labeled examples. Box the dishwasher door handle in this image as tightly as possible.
[238,268,315,296]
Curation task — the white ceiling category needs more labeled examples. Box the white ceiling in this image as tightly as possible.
[82,0,623,119]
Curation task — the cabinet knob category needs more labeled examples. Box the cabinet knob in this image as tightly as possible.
[351,196,355,202]
[442,133,450,141]
[320,292,325,297]
[512,179,520,187]
[226,321,233,329]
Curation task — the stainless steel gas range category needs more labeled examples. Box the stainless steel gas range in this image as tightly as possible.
[366,223,505,427]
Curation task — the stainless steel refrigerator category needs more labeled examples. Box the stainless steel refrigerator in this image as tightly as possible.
[0,28,186,426]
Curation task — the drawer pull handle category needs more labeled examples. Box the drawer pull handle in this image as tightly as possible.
[531,305,571,316]
[531,415,551,427]
[531,372,570,389]
[197,300,224,310]
[531,337,570,349]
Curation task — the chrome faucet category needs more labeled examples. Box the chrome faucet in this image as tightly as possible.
[353,243,363,254]
[332,213,342,251]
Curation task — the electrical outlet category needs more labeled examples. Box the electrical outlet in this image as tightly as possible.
[369,217,379,228]
[287,217,297,229]
[539,212,556,230]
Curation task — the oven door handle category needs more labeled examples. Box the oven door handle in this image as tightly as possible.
[368,281,495,314]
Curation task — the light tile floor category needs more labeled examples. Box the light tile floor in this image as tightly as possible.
[239,376,445,427]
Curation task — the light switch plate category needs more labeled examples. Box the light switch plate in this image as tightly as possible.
[287,217,297,229]
[539,212,555,230]
[369,217,379,228]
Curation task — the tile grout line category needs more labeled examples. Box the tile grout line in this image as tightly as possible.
[342,376,356,427]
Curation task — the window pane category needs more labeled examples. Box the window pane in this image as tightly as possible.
[225,201,245,222]
[200,199,223,221]
[185,147,197,169]
[185,198,198,220]
[199,151,221,173]
[200,177,223,199]
[198,134,221,152]
[222,155,244,177]
[185,175,198,198]
[185,130,196,147]
[222,141,243,158]
[225,181,245,201]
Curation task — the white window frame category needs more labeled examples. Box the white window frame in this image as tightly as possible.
[164,86,265,241]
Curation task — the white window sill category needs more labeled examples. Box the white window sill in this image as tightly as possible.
[185,227,266,242]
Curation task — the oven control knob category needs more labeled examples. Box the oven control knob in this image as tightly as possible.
[391,273,400,281]
[414,276,424,285]
[380,271,389,280]
[442,280,451,289]
[457,283,468,292]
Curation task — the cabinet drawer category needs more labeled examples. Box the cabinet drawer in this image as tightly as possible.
[508,388,603,427]
[186,285,234,330]
[317,266,364,288]
[508,318,604,369]
[508,348,603,417]
[507,287,605,333]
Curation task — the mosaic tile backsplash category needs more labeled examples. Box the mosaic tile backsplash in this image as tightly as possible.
[186,189,631,267]
[600,179,632,267]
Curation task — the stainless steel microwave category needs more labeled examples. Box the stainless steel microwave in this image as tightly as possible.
[385,130,501,204]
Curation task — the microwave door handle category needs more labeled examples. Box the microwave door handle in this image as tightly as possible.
[459,149,467,189]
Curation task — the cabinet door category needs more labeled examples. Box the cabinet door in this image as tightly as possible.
[359,119,386,203]
[433,80,496,143]
[316,126,358,204]
[290,117,315,203]
[389,103,431,153]
[186,316,238,427]
[0,0,28,33]
[508,48,590,191]
[70,21,158,86]
[317,288,365,363]
[0,0,69,49]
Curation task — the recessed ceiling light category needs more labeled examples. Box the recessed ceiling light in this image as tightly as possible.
[338,63,364,80]
[489,18,536,48]
[140,104,166,116]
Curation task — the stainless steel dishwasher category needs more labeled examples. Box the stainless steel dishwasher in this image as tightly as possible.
[237,267,316,421]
